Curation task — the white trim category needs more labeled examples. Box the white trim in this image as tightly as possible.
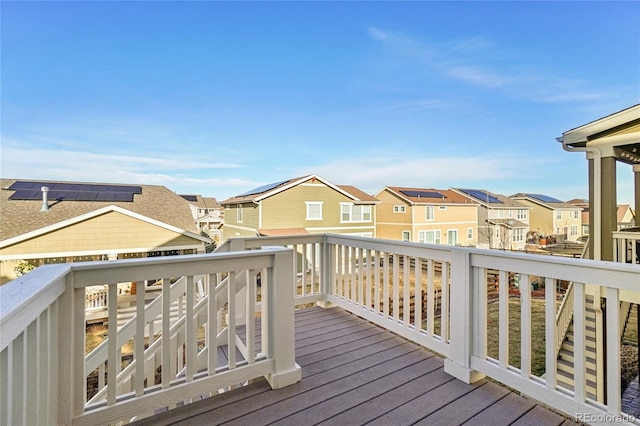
[305,201,323,220]
[560,104,640,145]
[0,205,209,249]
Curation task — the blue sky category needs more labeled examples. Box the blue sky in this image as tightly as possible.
[2,1,639,203]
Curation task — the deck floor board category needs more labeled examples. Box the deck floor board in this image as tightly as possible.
[133,306,579,426]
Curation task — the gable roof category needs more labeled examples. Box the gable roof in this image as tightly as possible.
[220,174,378,205]
[511,193,581,210]
[180,194,222,209]
[381,186,479,205]
[0,205,210,250]
[1,178,200,242]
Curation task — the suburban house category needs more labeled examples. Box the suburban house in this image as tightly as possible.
[180,194,224,242]
[617,204,636,230]
[510,193,583,241]
[0,178,211,284]
[449,188,531,250]
[375,186,479,246]
[568,198,591,237]
[220,174,379,242]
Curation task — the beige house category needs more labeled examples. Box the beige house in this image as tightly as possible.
[511,193,583,241]
[375,186,479,246]
[0,178,210,284]
[220,174,378,242]
[450,188,531,250]
[180,194,224,242]
[617,204,636,230]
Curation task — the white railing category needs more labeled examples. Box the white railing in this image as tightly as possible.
[3,234,639,425]
[614,228,640,264]
[0,248,301,426]
[226,234,640,424]
[555,281,575,355]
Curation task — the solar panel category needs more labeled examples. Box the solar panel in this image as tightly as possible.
[458,189,503,204]
[526,193,563,203]
[7,180,141,202]
[399,190,445,198]
[180,195,199,202]
[237,180,289,197]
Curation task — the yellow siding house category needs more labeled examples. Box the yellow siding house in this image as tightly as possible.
[375,187,479,246]
[220,174,378,242]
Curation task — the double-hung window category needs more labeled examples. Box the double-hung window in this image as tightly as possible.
[418,230,441,245]
[306,202,323,220]
[341,203,372,222]
[237,205,243,223]
[425,206,434,221]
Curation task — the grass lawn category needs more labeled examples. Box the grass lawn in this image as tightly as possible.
[486,298,548,377]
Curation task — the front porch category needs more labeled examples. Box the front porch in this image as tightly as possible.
[1,234,638,425]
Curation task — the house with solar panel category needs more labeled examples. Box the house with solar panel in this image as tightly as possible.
[510,193,583,242]
[375,186,480,246]
[219,174,379,242]
[449,188,531,250]
[180,194,224,243]
[0,178,211,284]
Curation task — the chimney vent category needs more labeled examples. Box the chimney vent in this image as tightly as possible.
[41,186,49,211]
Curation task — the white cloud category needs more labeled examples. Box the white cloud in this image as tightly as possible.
[447,66,513,89]
[303,154,549,196]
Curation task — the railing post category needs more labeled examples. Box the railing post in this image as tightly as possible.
[229,239,248,326]
[264,249,302,388]
[444,249,485,384]
[57,273,85,425]
[317,235,334,308]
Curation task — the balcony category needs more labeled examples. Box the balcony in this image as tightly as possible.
[1,234,639,425]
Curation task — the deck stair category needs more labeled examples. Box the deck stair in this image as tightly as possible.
[555,297,635,402]
[556,294,598,400]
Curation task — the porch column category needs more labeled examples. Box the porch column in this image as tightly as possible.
[634,164,640,226]
[600,156,618,261]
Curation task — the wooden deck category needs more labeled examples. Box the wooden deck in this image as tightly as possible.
[133,306,579,426]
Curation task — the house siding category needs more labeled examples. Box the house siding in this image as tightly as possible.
[0,211,200,257]
[375,190,412,241]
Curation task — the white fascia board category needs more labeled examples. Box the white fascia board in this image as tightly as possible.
[254,174,363,203]
[0,205,210,249]
[559,104,640,145]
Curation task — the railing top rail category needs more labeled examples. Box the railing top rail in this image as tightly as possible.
[0,263,69,350]
[231,234,326,249]
[326,234,455,261]
[68,247,292,286]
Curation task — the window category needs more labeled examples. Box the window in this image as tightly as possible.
[425,206,434,221]
[237,205,243,223]
[447,229,458,246]
[418,230,441,245]
[556,210,562,220]
[402,231,410,242]
[513,228,524,242]
[517,209,527,220]
[573,211,579,219]
[393,205,406,213]
[306,202,323,220]
[584,225,590,235]
[467,227,473,240]
[438,206,447,210]
[570,225,578,236]
[498,210,505,218]
[341,204,372,222]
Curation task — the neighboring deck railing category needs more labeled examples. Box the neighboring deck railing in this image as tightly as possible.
[2,234,639,425]
[614,228,640,264]
[0,248,301,426]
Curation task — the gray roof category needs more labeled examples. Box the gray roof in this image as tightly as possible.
[1,178,199,241]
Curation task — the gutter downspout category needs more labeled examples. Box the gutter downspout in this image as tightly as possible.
[558,137,605,403]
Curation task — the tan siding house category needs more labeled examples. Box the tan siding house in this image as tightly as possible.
[220,175,378,242]
[0,179,210,284]
[511,193,583,241]
[375,187,479,246]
